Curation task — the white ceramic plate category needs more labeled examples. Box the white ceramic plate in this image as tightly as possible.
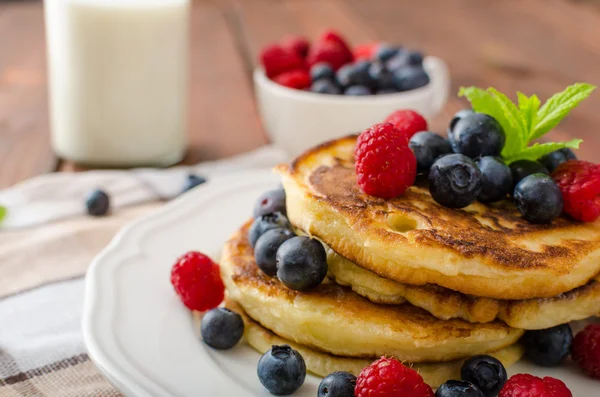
[83,170,598,396]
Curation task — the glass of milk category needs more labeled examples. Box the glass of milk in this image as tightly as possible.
[44,0,190,167]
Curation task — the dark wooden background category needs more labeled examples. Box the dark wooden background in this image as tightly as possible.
[1,0,599,188]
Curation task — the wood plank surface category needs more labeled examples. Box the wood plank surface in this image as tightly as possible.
[1,0,600,187]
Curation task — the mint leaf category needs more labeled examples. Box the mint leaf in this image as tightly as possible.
[532,83,596,140]
[458,87,523,154]
[504,139,582,164]
[0,206,6,224]
[486,88,528,158]
[517,92,540,134]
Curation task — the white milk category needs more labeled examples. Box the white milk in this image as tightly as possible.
[44,0,189,167]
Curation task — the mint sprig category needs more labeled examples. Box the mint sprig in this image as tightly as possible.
[458,83,596,163]
[0,206,6,224]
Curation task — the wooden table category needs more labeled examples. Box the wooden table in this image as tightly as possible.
[1,0,599,188]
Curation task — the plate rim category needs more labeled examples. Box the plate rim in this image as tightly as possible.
[82,169,277,397]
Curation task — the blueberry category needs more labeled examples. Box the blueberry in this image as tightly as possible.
[318,371,356,397]
[393,66,430,91]
[311,79,342,95]
[461,355,507,397]
[449,113,505,158]
[344,85,371,96]
[249,212,291,247]
[374,44,400,62]
[409,131,452,173]
[539,148,577,172]
[514,174,563,224]
[428,154,483,208]
[404,50,424,66]
[183,174,207,192]
[387,50,423,70]
[523,324,573,367]
[255,228,295,276]
[253,188,287,218]
[86,189,110,216]
[276,236,328,291]
[368,62,396,90]
[200,308,244,350]
[476,157,513,203]
[448,109,475,135]
[310,62,335,82]
[510,160,550,185]
[336,61,374,88]
[258,344,306,395]
[435,380,484,397]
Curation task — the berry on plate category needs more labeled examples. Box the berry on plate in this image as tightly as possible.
[523,324,573,367]
[354,122,417,198]
[428,154,483,208]
[200,307,244,349]
[540,148,577,173]
[409,131,452,173]
[461,355,507,397]
[510,160,550,185]
[258,344,306,395]
[552,160,600,222]
[572,323,600,379]
[318,371,356,397]
[499,374,572,397]
[255,228,295,276]
[170,251,225,311]
[253,188,287,218]
[448,109,474,135]
[477,156,513,203]
[260,44,306,78]
[183,174,207,193]
[273,69,311,89]
[248,212,292,247]
[513,174,563,224]
[276,236,328,291]
[355,357,434,397]
[86,189,110,216]
[281,35,310,59]
[384,109,428,140]
[449,112,505,158]
[435,380,484,397]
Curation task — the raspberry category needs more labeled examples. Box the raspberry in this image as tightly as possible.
[281,35,310,58]
[499,374,572,397]
[170,251,224,311]
[572,324,600,379]
[273,69,311,90]
[320,29,354,63]
[552,160,600,222]
[307,40,350,71]
[355,357,433,397]
[354,42,380,61]
[355,123,417,198]
[384,109,428,140]
[260,44,307,79]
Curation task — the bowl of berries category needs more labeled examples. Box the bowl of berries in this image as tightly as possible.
[254,30,450,158]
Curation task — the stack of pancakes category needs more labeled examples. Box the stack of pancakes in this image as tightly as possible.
[221,136,600,387]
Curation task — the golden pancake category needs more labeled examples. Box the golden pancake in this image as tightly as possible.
[221,221,524,363]
[275,135,600,300]
[321,237,600,329]
[192,300,524,388]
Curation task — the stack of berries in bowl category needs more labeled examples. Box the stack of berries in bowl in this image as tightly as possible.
[355,82,600,225]
[260,29,429,95]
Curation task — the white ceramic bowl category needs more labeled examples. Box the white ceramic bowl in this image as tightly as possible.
[254,56,450,158]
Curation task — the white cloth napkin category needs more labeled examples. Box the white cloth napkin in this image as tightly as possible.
[0,145,288,229]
